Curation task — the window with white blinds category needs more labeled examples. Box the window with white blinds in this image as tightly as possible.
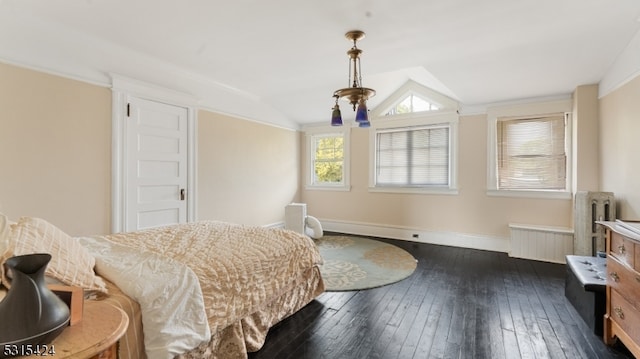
[497,113,567,190]
[376,125,450,186]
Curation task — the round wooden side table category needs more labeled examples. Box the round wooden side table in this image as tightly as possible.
[16,300,129,359]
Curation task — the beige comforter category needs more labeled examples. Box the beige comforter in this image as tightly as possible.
[95,221,324,358]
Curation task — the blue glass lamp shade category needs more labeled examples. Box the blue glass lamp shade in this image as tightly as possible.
[331,104,343,126]
[355,98,369,123]
[358,120,370,128]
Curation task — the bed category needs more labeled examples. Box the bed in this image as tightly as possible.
[0,215,325,359]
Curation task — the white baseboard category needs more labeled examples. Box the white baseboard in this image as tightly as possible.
[319,219,510,254]
[263,221,285,229]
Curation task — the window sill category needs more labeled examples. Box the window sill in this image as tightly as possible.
[486,189,572,200]
[305,185,351,192]
[369,186,459,195]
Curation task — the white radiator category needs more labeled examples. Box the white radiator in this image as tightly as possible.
[574,191,615,256]
[509,223,574,264]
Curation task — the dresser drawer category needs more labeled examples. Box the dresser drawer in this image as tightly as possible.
[610,232,635,268]
[608,257,640,309]
[610,289,640,344]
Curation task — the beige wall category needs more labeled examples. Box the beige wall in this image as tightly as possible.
[4,58,632,242]
[302,114,574,240]
[1,62,301,235]
[0,62,112,235]
[197,111,301,226]
[572,84,600,192]
[599,75,640,219]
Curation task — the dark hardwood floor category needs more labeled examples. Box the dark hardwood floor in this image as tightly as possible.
[249,235,634,359]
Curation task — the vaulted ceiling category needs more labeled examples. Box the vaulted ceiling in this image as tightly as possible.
[2,0,639,129]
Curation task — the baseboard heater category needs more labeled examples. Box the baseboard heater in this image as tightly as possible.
[509,223,574,264]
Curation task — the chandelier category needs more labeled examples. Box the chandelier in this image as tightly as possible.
[331,30,376,127]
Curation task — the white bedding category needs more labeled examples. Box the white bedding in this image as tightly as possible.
[77,236,211,359]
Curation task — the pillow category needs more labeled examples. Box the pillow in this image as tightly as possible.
[1,216,107,293]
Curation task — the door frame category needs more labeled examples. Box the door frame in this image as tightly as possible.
[110,74,197,233]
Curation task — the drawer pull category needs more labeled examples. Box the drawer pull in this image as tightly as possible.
[618,244,626,255]
[610,272,620,282]
[614,306,625,320]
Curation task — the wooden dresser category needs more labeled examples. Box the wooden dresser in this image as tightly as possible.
[599,220,640,357]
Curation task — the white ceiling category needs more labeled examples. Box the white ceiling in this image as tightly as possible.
[2,0,640,129]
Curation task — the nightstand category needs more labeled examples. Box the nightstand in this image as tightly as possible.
[16,300,129,359]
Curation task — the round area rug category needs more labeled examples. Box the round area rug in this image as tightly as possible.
[316,235,418,291]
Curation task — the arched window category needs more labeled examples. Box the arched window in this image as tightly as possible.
[384,94,440,116]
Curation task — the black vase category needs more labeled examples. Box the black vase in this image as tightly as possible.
[0,254,70,358]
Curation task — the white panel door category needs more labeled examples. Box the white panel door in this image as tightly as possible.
[126,97,188,231]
